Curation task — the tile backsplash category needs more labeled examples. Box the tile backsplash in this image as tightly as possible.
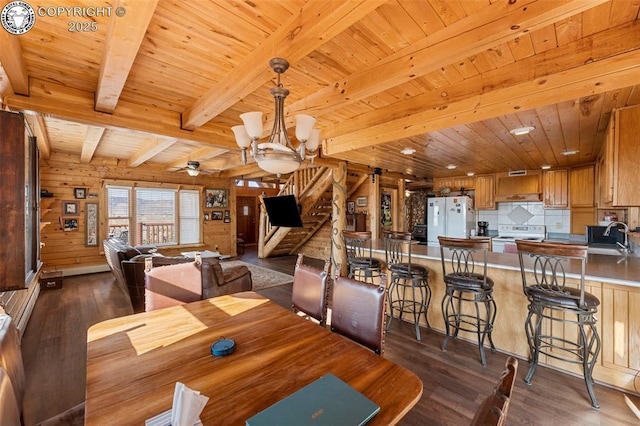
[477,202,571,237]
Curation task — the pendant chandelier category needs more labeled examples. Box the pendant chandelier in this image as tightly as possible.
[231,58,320,176]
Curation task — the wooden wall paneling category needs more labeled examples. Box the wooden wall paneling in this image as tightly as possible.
[40,153,234,269]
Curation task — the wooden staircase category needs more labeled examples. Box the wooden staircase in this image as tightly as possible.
[258,166,333,258]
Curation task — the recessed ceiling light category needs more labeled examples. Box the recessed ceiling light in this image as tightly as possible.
[466,172,475,176]
[509,126,535,136]
[541,165,551,170]
[401,147,416,155]
[446,164,457,170]
[562,149,579,156]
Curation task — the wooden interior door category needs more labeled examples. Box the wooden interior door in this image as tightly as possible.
[237,196,256,244]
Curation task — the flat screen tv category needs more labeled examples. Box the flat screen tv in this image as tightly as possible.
[263,195,303,228]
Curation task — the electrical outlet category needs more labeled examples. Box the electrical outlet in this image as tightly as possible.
[556,222,562,229]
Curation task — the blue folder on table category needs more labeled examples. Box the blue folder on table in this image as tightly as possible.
[246,373,380,426]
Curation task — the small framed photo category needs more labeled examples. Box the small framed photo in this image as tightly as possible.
[224,217,231,223]
[224,210,230,218]
[74,187,87,199]
[63,218,78,232]
[205,189,228,208]
[356,196,367,207]
[211,211,223,220]
[204,213,210,221]
[62,201,80,216]
[85,202,99,246]
[347,201,355,214]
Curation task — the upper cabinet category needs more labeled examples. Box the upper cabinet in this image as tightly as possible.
[598,106,640,207]
[542,168,569,209]
[570,165,595,208]
[433,176,475,193]
[474,174,496,210]
[494,170,541,202]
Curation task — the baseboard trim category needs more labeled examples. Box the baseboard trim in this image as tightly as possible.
[59,264,111,276]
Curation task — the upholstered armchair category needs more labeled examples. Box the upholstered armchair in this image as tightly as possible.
[144,257,252,311]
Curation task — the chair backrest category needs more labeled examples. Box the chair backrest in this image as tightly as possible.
[144,258,203,311]
[470,356,518,426]
[384,231,413,269]
[0,313,25,411]
[342,231,374,263]
[0,367,21,426]
[292,254,331,325]
[438,237,490,285]
[330,267,387,355]
[516,240,588,308]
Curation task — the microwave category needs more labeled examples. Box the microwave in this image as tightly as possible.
[586,225,623,246]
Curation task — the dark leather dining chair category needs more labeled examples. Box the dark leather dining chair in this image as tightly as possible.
[330,267,387,355]
[470,356,518,426]
[291,254,331,326]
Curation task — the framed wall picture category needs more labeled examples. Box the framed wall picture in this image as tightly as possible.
[347,201,355,214]
[224,217,231,223]
[74,187,87,199]
[63,218,78,232]
[204,213,210,221]
[211,211,223,220]
[62,201,80,216]
[205,189,228,208]
[356,196,367,207]
[224,210,230,218]
[85,202,99,246]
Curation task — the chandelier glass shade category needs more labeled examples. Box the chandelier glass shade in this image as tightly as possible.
[232,58,320,176]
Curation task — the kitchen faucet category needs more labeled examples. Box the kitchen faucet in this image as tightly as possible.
[603,221,632,253]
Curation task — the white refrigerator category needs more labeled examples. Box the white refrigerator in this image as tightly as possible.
[426,196,475,246]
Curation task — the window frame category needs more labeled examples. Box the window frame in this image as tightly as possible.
[105,182,204,247]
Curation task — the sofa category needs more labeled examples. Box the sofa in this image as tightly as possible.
[103,238,252,312]
[143,256,253,311]
[103,237,159,295]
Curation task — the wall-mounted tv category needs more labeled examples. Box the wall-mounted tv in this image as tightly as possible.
[262,195,303,228]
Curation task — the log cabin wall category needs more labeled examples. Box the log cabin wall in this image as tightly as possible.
[298,222,332,262]
[40,153,235,272]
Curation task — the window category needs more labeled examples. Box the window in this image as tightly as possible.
[106,185,201,246]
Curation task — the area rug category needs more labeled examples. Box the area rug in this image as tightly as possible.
[221,260,294,290]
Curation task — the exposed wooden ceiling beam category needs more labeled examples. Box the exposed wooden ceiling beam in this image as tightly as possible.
[80,125,106,164]
[5,79,237,148]
[180,0,384,130]
[23,114,51,159]
[219,163,265,178]
[0,20,28,95]
[288,0,607,117]
[127,137,177,168]
[95,0,160,113]
[324,22,640,156]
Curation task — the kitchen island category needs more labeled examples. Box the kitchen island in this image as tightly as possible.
[370,241,640,397]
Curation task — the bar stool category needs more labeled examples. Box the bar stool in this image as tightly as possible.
[516,240,600,408]
[438,236,496,366]
[384,231,431,340]
[342,230,383,284]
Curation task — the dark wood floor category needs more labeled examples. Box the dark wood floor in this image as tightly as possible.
[21,247,640,425]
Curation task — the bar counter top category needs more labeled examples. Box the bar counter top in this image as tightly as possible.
[370,240,640,288]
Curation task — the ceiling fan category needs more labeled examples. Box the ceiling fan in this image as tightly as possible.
[178,160,203,176]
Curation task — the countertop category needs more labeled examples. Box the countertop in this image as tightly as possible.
[370,240,640,288]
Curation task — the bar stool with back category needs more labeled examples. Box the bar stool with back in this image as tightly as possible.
[342,230,383,284]
[438,236,496,366]
[384,231,431,340]
[516,240,600,408]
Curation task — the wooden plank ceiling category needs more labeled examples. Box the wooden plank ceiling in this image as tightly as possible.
[2,0,640,183]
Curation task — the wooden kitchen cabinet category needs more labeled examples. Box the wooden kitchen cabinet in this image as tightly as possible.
[433,176,475,193]
[474,174,495,210]
[543,168,568,208]
[494,170,541,202]
[570,165,595,207]
[598,106,640,206]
